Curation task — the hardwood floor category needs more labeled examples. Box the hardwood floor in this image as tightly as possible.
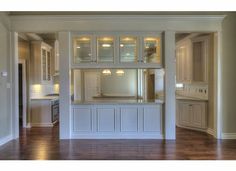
[0,124,236,160]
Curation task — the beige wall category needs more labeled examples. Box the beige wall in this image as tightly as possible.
[18,41,30,60]
[0,16,11,140]
[221,12,236,133]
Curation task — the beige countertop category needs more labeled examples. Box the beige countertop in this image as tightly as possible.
[31,96,59,100]
[72,99,164,105]
[176,95,208,101]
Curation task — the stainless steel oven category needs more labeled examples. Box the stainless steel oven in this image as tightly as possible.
[51,99,59,123]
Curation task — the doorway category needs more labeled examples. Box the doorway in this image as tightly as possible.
[175,32,218,138]
[18,59,27,128]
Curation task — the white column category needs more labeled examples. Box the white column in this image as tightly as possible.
[164,31,176,139]
[59,32,71,139]
[10,32,19,139]
[215,31,222,139]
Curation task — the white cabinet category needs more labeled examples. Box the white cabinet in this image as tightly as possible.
[72,33,162,68]
[191,36,209,83]
[71,104,163,139]
[176,100,207,130]
[175,34,210,84]
[97,107,116,132]
[30,41,52,84]
[120,107,139,132]
[30,99,58,127]
[176,39,192,83]
[73,107,93,132]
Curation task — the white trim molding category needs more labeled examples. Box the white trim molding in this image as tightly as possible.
[0,134,13,146]
[207,128,216,138]
[221,133,236,139]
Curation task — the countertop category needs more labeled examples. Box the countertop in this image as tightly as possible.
[72,99,164,105]
[176,95,208,101]
[31,96,59,100]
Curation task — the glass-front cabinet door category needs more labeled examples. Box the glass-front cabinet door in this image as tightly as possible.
[119,36,138,63]
[97,36,114,63]
[73,36,92,63]
[143,36,161,64]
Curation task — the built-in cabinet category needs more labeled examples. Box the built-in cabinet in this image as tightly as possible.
[30,41,52,84]
[176,35,209,84]
[176,100,207,130]
[30,99,59,127]
[71,104,163,139]
[72,33,162,68]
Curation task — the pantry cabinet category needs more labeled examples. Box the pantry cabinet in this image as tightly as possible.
[176,100,207,130]
[30,41,52,84]
[176,38,192,83]
[175,34,209,84]
[71,33,162,68]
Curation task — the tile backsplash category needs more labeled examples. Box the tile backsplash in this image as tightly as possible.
[30,84,59,98]
[176,84,208,99]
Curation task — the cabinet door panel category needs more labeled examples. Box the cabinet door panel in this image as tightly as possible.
[73,108,92,132]
[179,103,191,127]
[97,108,115,132]
[191,103,206,129]
[143,105,161,132]
[120,107,138,132]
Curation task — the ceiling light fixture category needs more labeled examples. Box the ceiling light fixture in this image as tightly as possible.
[102,44,111,47]
[102,69,111,75]
[116,70,125,76]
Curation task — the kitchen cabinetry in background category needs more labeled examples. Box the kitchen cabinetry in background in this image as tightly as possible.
[191,36,209,83]
[176,100,207,130]
[175,34,210,84]
[176,38,192,83]
[72,33,162,68]
[30,41,52,84]
[45,39,59,76]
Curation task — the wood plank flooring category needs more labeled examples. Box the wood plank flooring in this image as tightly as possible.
[0,124,236,160]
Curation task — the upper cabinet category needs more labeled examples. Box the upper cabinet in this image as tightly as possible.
[143,36,161,64]
[30,41,52,84]
[191,36,209,83]
[71,32,162,68]
[176,34,210,84]
[119,36,138,63]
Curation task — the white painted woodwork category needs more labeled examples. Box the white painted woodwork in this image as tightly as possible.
[164,31,176,139]
[120,107,138,132]
[71,32,162,69]
[59,32,71,139]
[30,41,52,84]
[97,107,115,132]
[71,104,162,139]
[73,107,92,132]
[10,32,19,139]
[176,100,207,130]
[143,105,161,132]
[8,14,225,141]
[176,38,192,83]
[191,35,209,84]
[30,100,56,127]
[176,34,210,84]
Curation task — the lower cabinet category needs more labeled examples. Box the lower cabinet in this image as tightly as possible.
[176,100,207,130]
[71,104,163,139]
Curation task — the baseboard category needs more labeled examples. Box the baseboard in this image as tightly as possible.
[0,134,13,146]
[221,133,236,139]
[207,128,216,137]
[30,123,54,127]
[71,133,164,139]
[26,123,31,128]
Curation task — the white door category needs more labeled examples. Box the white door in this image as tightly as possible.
[84,71,101,101]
